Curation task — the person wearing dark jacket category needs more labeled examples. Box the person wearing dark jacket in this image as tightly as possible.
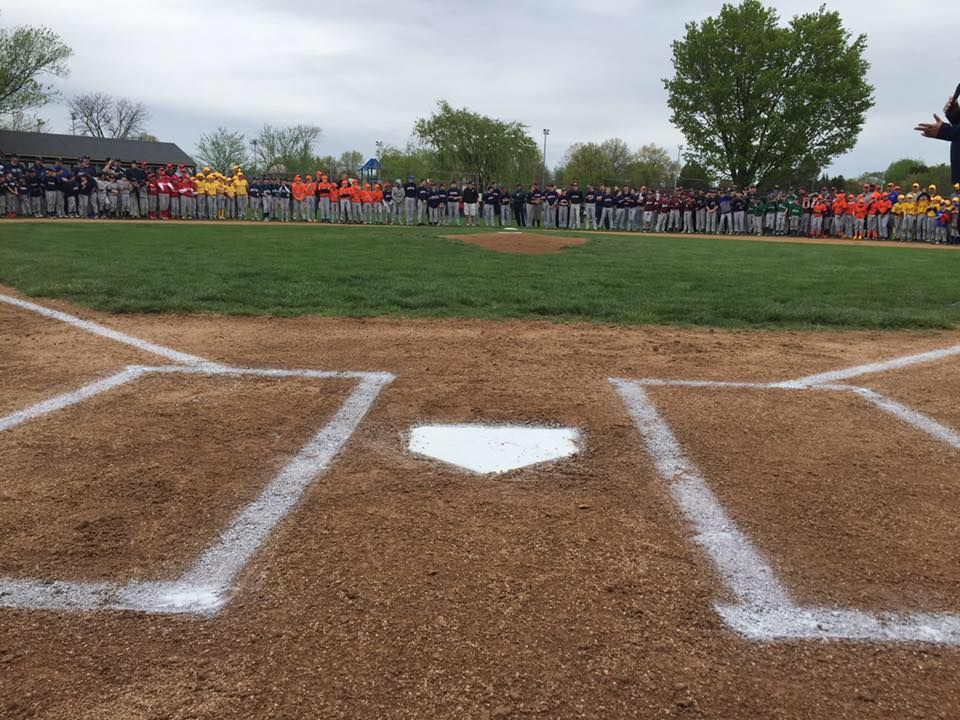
[511,185,527,227]
[915,85,960,184]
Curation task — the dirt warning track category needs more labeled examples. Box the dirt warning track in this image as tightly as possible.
[2,286,960,719]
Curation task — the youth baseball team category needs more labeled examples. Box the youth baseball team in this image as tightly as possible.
[3,154,959,243]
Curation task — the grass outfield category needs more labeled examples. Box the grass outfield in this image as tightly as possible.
[1,221,959,330]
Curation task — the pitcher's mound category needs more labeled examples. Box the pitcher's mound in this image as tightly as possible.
[445,232,588,255]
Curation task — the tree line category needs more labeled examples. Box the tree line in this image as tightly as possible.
[2,3,933,193]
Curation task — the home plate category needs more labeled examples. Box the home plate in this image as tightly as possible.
[408,424,581,474]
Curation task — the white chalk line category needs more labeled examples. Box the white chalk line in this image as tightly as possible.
[0,367,394,615]
[779,343,960,388]
[0,367,147,432]
[611,379,793,610]
[0,293,397,615]
[0,292,215,367]
[612,377,960,645]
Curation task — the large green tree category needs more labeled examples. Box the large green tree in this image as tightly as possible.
[195,127,248,173]
[664,0,873,188]
[378,143,439,182]
[555,140,678,187]
[414,100,540,187]
[0,15,72,127]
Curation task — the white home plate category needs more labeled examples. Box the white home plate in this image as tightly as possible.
[408,424,580,474]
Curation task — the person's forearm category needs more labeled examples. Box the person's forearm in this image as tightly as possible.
[936,122,960,142]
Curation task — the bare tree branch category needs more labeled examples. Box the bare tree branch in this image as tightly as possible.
[69,92,150,139]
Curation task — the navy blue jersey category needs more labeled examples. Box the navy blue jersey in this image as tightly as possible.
[447,186,460,202]
[437,189,447,204]
[41,175,61,192]
[483,191,497,204]
[61,178,78,197]
[545,190,558,206]
[568,190,583,204]
[404,182,418,198]
[383,189,393,202]
[427,191,441,208]
[249,184,262,198]
[585,191,597,204]
[417,186,429,201]
[602,194,615,208]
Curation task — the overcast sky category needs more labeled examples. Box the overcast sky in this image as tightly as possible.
[5,0,957,177]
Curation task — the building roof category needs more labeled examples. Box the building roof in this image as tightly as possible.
[0,130,195,166]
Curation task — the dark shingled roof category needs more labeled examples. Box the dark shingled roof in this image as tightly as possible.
[0,130,195,167]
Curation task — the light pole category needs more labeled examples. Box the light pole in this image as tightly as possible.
[251,139,259,175]
[674,144,684,189]
[375,140,383,183]
[541,128,550,186]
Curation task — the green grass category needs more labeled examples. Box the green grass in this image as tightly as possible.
[1,221,959,330]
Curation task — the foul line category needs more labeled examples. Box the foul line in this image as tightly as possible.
[0,367,146,432]
[779,343,960,389]
[0,292,213,366]
[612,377,960,644]
[0,293,396,615]
[0,365,394,615]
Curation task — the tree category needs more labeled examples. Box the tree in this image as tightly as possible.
[627,144,680,188]
[0,109,47,132]
[337,150,364,177]
[378,143,440,182]
[664,0,874,188]
[678,160,714,189]
[69,92,150,139]
[554,140,678,187]
[196,127,249,173]
[0,16,72,126]
[414,100,540,187]
[250,124,322,175]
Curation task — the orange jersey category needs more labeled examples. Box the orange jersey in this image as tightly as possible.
[329,186,339,202]
[853,202,868,219]
[292,181,309,201]
[372,189,384,203]
[305,181,317,196]
[832,199,847,216]
[360,189,373,203]
[813,202,827,216]
[316,181,331,196]
[876,199,892,214]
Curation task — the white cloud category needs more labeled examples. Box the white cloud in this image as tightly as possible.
[3,0,955,178]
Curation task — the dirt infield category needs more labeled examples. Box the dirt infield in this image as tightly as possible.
[444,232,589,255]
[2,287,960,718]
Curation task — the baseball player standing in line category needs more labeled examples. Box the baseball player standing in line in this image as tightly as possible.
[403,176,418,224]
[567,182,583,229]
[446,181,461,226]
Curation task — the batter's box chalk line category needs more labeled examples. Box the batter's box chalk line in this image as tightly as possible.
[0,293,394,615]
[611,354,960,645]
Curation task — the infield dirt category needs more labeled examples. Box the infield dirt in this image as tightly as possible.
[444,232,589,255]
[2,287,960,719]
